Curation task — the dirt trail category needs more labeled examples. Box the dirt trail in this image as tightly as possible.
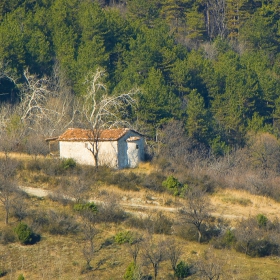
[20,186,244,220]
[20,186,178,212]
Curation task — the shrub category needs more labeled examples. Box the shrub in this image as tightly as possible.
[47,211,78,235]
[257,214,268,228]
[123,262,142,280]
[60,158,76,170]
[14,222,38,245]
[17,274,25,280]
[115,231,133,244]
[142,172,165,192]
[96,197,127,223]
[153,212,173,235]
[235,239,279,257]
[74,202,98,213]
[29,210,50,232]
[0,227,16,244]
[125,213,173,235]
[124,262,136,280]
[211,229,236,249]
[175,261,191,279]
[0,269,7,277]
[162,175,182,196]
[105,172,140,191]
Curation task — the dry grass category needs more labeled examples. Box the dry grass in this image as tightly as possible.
[211,189,280,222]
[2,154,280,278]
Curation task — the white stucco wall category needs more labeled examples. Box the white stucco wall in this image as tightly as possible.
[59,130,144,169]
[117,131,145,168]
[60,140,119,168]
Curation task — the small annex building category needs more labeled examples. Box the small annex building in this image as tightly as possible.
[56,128,144,169]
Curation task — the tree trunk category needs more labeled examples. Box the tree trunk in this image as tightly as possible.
[197,229,202,243]
[5,208,9,225]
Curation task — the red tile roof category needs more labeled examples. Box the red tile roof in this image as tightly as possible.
[57,128,132,141]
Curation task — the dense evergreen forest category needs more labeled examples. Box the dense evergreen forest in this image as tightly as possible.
[1,0,280,153]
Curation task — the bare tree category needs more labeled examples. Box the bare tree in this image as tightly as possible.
[20,69,78,137]
[234,217,261,256]
[60,178,90,203]
[141,236,167,280]
[205,0,226,39]
[81,222,97,270]
[75,202,98,270]
[11,194,28,222]
[25,134,49,160]
[196,248,226,280]
[20,69,51,123]
[0,158,19,224]
[164,239,183,276]
[127,234,143,264]
[82,68,139,167]
[180,188,212,243]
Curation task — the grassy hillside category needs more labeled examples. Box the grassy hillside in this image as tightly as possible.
[1,155,280,279]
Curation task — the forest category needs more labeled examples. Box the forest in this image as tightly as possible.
[2,1,280,279]
[1,0,280,151]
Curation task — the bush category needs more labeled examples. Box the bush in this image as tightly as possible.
[211,229,236,249]
[153,212,173,234]
[105,172,141,191]
[162,175,182,196]
[0,227,16,244]
[126,212,173,235]
[74,202,98,213]
[235,239,279,257]
[123,262,142,280]
[115,231,133,244]
[60,158,76,170]
[0,269,7,277]
[17,274,25,280]
[124,262,136,280]
[29,210,50,232]
[257,214,268,228]
[14,222,39,245]
[96,197,127,223]
[47,211,78,235]
[175,261,191,279]
[142,172,165,192]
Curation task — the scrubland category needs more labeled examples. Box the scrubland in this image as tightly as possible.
[1,154,280,279]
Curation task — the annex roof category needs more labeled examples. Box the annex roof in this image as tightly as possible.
[57,128,137,142]
[126,136,141,142]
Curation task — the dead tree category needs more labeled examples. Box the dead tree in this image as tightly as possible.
[141,237,167,280]
[180,188,212,243]
[83,68,139,167]
[164,239,183,276]
[196,248,227,280]
[0,158,19,224]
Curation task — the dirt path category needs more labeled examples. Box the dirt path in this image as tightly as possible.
[20,186,245,221]
[20,186,178,213]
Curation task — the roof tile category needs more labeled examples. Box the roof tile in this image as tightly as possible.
[57,128,131,141]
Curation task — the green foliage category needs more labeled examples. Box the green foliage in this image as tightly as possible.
[223,229,236,248]
[115,230,133,245]
[17,274,25,280]
[73,202,98,213]
[14,222,34,245]
[256,214,268,228]
[0,269,7,277]
[123,262,137,280]
[60,158,76,170]
[1,0,280,149]
[210,136,229,157]
[175,261,191,279]
[162,175,185,196]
